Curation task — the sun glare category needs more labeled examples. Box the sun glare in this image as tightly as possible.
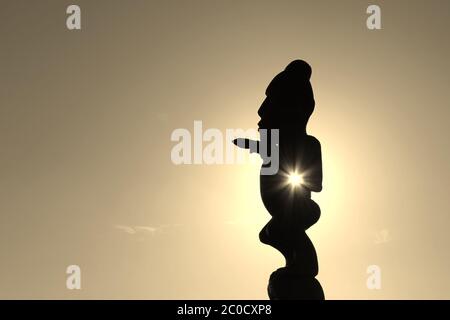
[288,172,304,187]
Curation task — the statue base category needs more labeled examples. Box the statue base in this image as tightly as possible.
[268,267,324,300]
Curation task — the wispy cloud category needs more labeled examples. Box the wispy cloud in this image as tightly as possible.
[115,225,137,235]
[114,224,181,236]
[134,226,157,234]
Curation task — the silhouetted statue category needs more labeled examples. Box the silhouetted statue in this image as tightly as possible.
[234,60,324,300]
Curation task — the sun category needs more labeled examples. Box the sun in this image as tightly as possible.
[288,172,304,187]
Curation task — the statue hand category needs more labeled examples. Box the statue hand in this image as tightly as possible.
[232,138,259,154]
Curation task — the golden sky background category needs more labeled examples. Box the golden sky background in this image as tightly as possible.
[0,0,449,299]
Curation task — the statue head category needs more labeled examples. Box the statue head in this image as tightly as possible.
[258,60,315,133]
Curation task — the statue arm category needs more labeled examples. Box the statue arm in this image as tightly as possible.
[304,138,323,192]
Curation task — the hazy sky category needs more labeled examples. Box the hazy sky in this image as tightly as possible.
[1,0,449,299]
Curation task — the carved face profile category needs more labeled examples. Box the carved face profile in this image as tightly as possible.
[258,60,315,132]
